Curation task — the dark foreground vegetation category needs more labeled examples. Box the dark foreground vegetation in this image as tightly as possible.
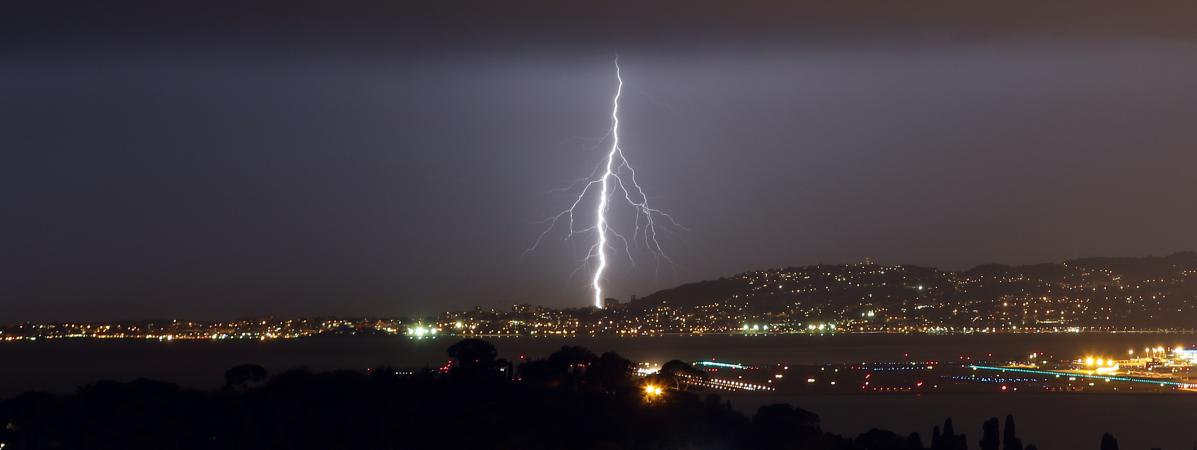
[1,339,1129,450]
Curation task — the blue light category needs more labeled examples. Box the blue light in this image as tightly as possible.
[695,361,746,369]
[968,365,1189,387]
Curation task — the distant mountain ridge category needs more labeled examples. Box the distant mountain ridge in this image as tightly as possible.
[627,252,1197,328]
[966,251,1197,280]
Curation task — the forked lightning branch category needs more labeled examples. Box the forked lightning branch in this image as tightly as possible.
[527,57,682,309]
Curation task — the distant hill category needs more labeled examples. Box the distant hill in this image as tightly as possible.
[628,252,1197,328]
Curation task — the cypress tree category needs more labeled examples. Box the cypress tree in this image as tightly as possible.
[980,417,1000,450]
[1101,433,1119,450]
[907,432,925,450]
[1003,415,1023,450]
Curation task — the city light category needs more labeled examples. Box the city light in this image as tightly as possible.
[635,365,661,376]
[643,384,664,398]
[694,361,747,369]
[5,258,1197,339]
[969,365,1191,388]
[406,325,438,338]
[1176,347,1197,363]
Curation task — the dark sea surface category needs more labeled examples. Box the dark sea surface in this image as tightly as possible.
[2,333,1194,449]
[725,393,1197,450]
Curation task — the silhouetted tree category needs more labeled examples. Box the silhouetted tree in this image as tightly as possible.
[547,345,597,368]
[517,346,617,389]
[547,345,597,386]
[0,339,1139,450]
[516,358,558,386]
[1101,433,1119,450]
[942,418,956,442]
[936,418,967,450]
[660,359,706,390]
[980,417,1000,450]
[586,351,635,392]
[447,338,497,368]
[1003,415,1023,450]
[224,364,267,388]
[447,338,505,379]
[752,403,822,450]
[857,428,914,450]
[908,432,926,450]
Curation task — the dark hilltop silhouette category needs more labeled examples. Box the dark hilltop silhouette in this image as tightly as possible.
[0,339,1137,450]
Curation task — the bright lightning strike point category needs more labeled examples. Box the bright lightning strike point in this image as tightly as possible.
[527,57,682,309]
[591,59,627,309]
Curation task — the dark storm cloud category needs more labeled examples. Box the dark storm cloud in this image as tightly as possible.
[7,0,1197,53]
[3,1,1197,320]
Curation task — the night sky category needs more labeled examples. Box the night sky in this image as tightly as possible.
[4,1,1197,320]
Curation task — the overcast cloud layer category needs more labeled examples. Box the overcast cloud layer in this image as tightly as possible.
[4,1,1197,320]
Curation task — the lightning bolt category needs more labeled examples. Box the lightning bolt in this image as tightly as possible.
[526,57,682,309]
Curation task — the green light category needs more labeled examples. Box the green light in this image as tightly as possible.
[968,365,1189,387]
[695,361,746,369]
